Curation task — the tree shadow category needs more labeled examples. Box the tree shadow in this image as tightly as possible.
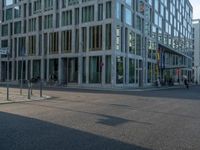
[0,112,151,150]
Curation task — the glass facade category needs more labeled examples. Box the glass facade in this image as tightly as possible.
[0,0,193,88]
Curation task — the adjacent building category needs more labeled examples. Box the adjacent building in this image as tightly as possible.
[192,19,200,83]
[0,0,193,88]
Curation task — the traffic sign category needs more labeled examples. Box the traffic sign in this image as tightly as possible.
[0,48,8,55]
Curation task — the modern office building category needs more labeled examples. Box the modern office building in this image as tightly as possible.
[192,19,200,83]
[0,0,193,88]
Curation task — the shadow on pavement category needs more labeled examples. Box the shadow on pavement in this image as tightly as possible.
[130,86,200,101]
[43,85,200,101]
[0,112,151,150]
[1,85,200,100]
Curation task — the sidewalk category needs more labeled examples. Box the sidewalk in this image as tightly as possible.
[44,84,189,92]
[0,87,50,104]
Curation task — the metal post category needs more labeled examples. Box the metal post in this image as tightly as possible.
[30,83,33,95]
[20,57,23,95]
[28,80,30,99]
[40,79,43,97]
[7,53,9,101]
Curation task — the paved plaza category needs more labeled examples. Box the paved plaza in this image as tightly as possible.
[0,86,200,150]
[0,87,50,104]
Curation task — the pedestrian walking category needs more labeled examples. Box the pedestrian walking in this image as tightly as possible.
[183,76,189,89]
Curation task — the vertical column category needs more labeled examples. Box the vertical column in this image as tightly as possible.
[12,37,15,81]
[112,55,116,86]
[58,58,62,84]
[126,56,129,84]
[46,59,49,81]
[102,55,106,86]
[86,25,90,85]
[78,57,82,85]
[30,59,33,79]
[16,61,19,80]
[58,31,62,54]
[79,25,83,85]
[11,61,15,81]
[111,13,117,87]
[40,59,44,80]
[25,60,28,80]
[86,56,89,84]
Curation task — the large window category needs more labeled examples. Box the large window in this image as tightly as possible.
[5,0,13,6]
[89,56,102,83]
[129,59,135,83]
[75,8,79,25]
[68,58,78,83]
[2,24,8,36]
[61,30,72,53]
[136,34,141,56]
[98,3,103,21]
[116,2,121,19]
[106,1,112,18]
[116,57,124,84]
[82,27,87,52]
[44,14,53,29]
[82,57,86,83]
[14,6,21,18]
[34,0,42,13]
[125,8,132,25]
[18,37,26,56]
[82,5,94,23]
[28,35,36,55]
[28,18,36,32]
[14,21,21,34]
[105,24,112,50]
[62,10,72,26]
[147,62,156,83]
[75,29,79,53]
[105,56,111,83]
[6,8,12,20]
[89,25,102,51]
[129,32,136,54]
[49,32,59,54]
[44,0,53,10]
[125,0,132,6]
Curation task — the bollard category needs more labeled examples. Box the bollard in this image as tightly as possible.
[30,83,33,95]
[40,80,43,97]
[7,82,9,101]
[28,81,31,99]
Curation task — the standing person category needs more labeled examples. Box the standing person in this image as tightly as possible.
[183,76,189,89]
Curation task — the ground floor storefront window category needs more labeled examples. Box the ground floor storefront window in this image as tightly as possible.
[89,56,102,83]
[116,57,123,84]
[147,62,156,83]
[49,59,58,81]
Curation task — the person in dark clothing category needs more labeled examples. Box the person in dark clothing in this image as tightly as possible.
[184,79,189,89]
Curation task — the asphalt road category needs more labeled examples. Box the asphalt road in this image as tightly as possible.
[0,86,200,150]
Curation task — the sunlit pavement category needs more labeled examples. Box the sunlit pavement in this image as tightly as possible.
[0,86,200,150]
[0,87,50,104]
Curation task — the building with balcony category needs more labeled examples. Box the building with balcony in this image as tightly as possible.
[0,0,193,88]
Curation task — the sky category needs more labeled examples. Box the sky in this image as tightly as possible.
[190,0,200,19]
